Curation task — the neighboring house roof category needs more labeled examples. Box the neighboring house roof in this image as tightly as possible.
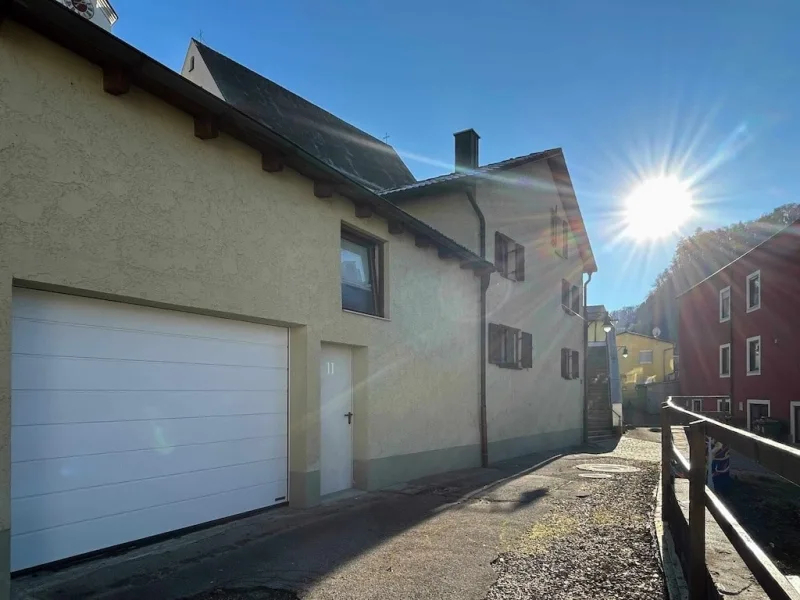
[8,0,493,273]
[616,331,674,344]
[677,219,800,297]
[586,305,607,321]
[192,41,416,193]
[381,148,598,274]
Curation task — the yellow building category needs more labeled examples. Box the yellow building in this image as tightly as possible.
[616,332,675,399]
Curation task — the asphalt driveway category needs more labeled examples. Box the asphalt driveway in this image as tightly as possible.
[13,435,664,600]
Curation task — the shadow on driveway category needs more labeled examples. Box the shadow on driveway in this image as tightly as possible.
[13,442,623,600]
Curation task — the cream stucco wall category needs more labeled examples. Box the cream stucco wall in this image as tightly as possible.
[401,160,588,461]
[480,160,586,461]
[0,21,483,573]
[399,190,480,255]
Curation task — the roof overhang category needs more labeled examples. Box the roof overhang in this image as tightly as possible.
[3,0,493,275]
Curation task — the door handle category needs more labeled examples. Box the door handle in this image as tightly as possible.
[344,411,353,425]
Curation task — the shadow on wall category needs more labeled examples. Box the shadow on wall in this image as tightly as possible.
[13,443,622,600]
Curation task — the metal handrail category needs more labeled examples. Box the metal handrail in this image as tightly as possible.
[661,397,800,600]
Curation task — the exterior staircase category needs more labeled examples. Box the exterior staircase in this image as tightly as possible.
[587,346,615,443]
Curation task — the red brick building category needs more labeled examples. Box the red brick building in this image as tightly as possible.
[678,221,800,443]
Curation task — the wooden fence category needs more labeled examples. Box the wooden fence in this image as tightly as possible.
[661,397,800,600]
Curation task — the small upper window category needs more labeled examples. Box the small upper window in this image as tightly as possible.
[719,287,730,322]
[692,398,703,413]
[639,350,653,364]
[719,344,730,378]
[746,336,761,375]
[551,208,568,259]
[495,232,525,281]
[188,55,195,72]
[341,229,383,317]
[746,271,761,312]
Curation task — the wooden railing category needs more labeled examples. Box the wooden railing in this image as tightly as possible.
[661,397,800,600]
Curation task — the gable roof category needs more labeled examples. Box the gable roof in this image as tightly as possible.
[193,41,416,193]
[677,219,800,297]
[381,149,561,197]
[616,331,673,344]
[7,0,493,274]
[586,305,608,321]
[382,148,597,274]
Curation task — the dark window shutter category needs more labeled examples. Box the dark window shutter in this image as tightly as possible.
[551,209,558,247]
[561,279,570,309]
[571,285,580,314]
[515,243,525,282]
[571,350,580,379]
[488,323,501,364]
[521,332,533,368]
[562,220,569,258]
[560,348,567,378]
[494,232,505,274]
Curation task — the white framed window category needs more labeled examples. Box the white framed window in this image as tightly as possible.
[719,343,730,378]
[746,335,761,375]
[692,398,703,413]
[638,350,653,364]
[746,399,770,431]
[746,270,761,312]
[719,287,731,322]
[717,398,731,413]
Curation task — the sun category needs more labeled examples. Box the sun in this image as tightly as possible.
[623,176,694,241]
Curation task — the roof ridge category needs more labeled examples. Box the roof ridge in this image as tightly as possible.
[381,148,562,195]
[192,40,397,152]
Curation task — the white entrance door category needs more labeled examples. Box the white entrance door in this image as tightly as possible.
[320,344,353,496]
[11,289,289,571]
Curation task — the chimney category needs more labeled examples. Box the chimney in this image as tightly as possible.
[454,129,480,173]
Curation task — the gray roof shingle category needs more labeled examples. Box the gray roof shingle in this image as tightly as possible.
[194,41,416,192]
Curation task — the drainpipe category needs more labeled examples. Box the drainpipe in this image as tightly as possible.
[464,184,489,467]
[582,272,593,444]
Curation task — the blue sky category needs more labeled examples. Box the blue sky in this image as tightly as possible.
[112,0,800,310]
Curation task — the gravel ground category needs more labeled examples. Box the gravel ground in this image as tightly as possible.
[487,438,666,600]
[184,587,297,600]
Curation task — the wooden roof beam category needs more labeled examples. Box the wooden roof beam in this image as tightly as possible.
[194,115,219,140]
[314,181,334,199]
[354,203,373,219]
[261,149,284,173]
[102,66,131,96]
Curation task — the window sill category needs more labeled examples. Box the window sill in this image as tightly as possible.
[496,272,520,283]
[720,373,730,379]
[342,309,389,321]
[493,362,523,370]
[746,370,761,376]
[746,305,761,313]
[720,316,730,323]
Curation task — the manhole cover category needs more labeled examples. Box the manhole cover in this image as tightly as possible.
[575,463,640,474]
[579,473,613,479]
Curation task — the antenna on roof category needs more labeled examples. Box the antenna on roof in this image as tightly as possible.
[197,29,205,42]
[381,133,390,143]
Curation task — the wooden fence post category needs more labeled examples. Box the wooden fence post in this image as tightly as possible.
[661,402,671,522]
[689,420,708,599]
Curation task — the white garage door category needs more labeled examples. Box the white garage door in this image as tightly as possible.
[11,289,288,571]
